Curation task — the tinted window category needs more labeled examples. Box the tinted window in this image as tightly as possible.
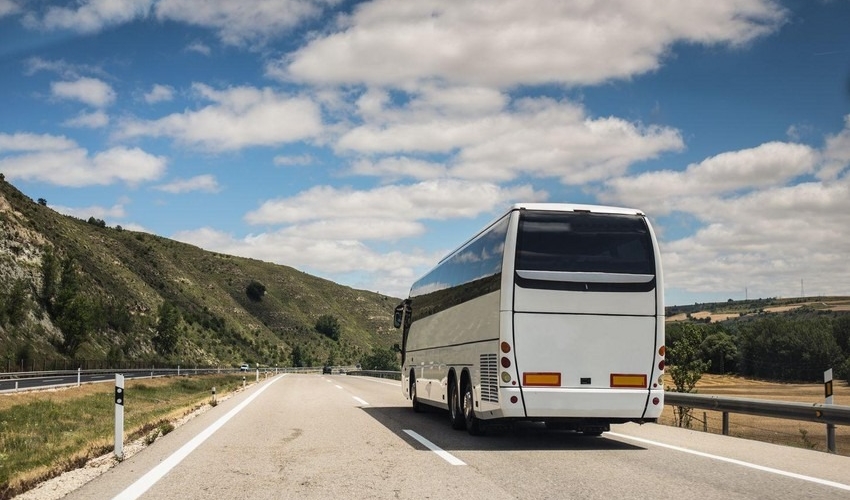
[516,211,654,275]
[409,215,509,321]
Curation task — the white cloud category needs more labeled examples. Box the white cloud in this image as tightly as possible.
[244,179,545,225]
[349,157,447,181]
[0,0,21,18]
[51,77,116,108]
[144,84,175,104]
[661,177,850,299]
[819,114,850,181]
[116,84,323,151]
[26,0,153,33]
[154,0,334,46]
[185,41,211,56]
[279,0,786,87]
[273,154,314,166]
[600,142,818,215]
[172,225,435,297]
[155,174,221,193]
[52,202,127,221]
[338,95,684,184]
[62,110,109,128]
[0,133,166,187]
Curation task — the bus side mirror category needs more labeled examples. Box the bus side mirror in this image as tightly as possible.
[393,304,404,329]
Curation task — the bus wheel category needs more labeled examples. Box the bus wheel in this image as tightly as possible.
[410,376,423,413]
[462,380,483,435]
[449,380,465,430]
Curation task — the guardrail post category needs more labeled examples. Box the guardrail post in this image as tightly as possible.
[825,369,835,453]
[722,412,729,435]
[115,374,125,460]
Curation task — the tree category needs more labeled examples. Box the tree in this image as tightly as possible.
[315,314,340,341]
[360,347,399,371]
[4,279,29,326]
[40,249,59,312]
[700,331,738,374]
[666,323,710,428]
[246,281,266,302]
[154,301,181,355]
[37,198,47,206]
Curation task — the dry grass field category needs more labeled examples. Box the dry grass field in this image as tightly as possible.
[660,374,850,456]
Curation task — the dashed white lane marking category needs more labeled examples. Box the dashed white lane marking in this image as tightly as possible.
[352,396,369,406]
[112,375,284,500]
[403,430,466,466]
[607,432,850,492]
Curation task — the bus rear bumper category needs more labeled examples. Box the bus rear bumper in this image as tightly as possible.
[497,387,664,420]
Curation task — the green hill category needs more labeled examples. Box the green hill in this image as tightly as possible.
[0,174,400,371]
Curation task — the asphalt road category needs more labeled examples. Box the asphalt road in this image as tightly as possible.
[63,374,850,500]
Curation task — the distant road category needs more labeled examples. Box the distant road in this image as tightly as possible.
[62,374,850,500]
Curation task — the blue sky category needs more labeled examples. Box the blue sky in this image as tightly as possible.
[1,0,849,305]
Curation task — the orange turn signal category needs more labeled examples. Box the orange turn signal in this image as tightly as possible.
[522,372,561,387]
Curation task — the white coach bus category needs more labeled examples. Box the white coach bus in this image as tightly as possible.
[393,203,665,435]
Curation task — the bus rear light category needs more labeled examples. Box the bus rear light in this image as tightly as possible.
[522,372,561,386]
[510,396,518,404]
[658,345,665,357]
[652,397,660,405]
[610,374,647,388]
[501,357,511,368]
[501,372,511,383]
[500,342,511,353]
[658,360,665,371]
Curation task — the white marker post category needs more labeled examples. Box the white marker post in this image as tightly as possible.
[825,368,835,453]
[77,367,81,387]
[115,374,125,460]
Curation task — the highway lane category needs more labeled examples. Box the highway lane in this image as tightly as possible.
[64,374,850,500]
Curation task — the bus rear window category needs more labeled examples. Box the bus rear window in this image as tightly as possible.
[516,211,654,275]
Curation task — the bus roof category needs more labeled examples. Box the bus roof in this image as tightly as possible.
[509,203,645,216]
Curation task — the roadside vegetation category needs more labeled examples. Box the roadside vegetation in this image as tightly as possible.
[0,374,246,499]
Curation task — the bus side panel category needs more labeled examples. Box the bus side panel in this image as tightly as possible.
[403,291,500,409]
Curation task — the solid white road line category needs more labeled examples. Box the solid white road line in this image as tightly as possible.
[112,375,284,500]
[403,430,466,466]
[607,432,850,492]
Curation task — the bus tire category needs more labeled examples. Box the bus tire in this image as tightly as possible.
[449,378,465,430]
[410,375,423,413]
[462,379,483,435]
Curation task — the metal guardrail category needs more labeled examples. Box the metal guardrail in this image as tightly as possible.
[346,370,402,380]
[665,392,850,427]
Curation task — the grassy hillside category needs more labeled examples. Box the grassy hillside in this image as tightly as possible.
[0,175,400,370]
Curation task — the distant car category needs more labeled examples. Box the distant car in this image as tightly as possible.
[240,364,250,372]
[322,366,332,374]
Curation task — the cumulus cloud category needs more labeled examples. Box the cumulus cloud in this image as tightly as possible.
[155,0,334,46]
[661,177,850,299]
[277,0,786,87]
[0,0,21,18]
[155,174,221,193]
[62,110,109,128]
[51,77,116,108]
[52,202,127,221]
[115,83,323,151]
[25,0,153,33]
[0,133,166,187]
[172,225,435,296]
[600,142,818,215]
[339,94,684,184]
[144,84,175,104]
[244,179,545,225]
[819,114,850,180]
